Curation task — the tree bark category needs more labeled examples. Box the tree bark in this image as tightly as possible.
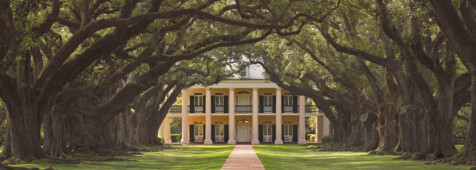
[6,102,43,161]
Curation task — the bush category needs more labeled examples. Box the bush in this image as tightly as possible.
[157,135,164,144]
[171,134,181,142]
[310,135,316,142]
[322,135,332,143]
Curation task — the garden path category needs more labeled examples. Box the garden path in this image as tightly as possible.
[221,145,265,170]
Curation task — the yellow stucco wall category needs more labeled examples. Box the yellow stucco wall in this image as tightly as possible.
[282,115,299,124]
[187,115,205,125]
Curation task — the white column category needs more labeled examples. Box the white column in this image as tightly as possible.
[181,89,189,144]
[164,116,172,144]
[158,119,164,138]
[204,88,213,144]
[228,88,236,144]
[298,95,307,144]
[251,88,260,144]
[317,114,324,143]
[315,115,319,143]
[275,88,283,144]
[323,115,330,137]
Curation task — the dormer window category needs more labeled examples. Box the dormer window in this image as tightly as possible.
[240,66,248,77]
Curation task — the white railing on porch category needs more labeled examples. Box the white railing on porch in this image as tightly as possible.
[284,106,293,113]
[263,106,273,113]
[169,105,182,114]
[235,105,252,113]
[193,106,204,113]
[215,106,225,113]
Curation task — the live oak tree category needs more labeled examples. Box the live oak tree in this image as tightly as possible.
[241,0,473,163]
[0,0,337,162]
[1,0,474,166]
[316,0,470,160]
[429,0,476,164]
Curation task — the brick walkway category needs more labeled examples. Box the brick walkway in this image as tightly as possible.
[221,145,265,170]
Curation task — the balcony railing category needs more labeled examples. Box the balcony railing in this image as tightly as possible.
[305,105,317,114]
[188,105,204,113]
[175,105,313,114]
[283,106,294,113]
[263,106,273,113]
[235,105,252,113]
[215,106,225,113]
[169,105,182,114]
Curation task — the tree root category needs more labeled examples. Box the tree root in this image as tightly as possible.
[1,156,38,165]
[368,150,398,156]
[0,163,44,170]
[427,148,476,166]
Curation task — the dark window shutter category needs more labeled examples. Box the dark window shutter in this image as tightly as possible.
[293,96,298,113]
[281,96,284,112]
[272,96,276,113]
[293,125,298,142]
[224,96,229,113]
[189,96,194,113]
[211,125,215,142]
[189,125,194,142]
[282,125,285,141]
[259,96,264,113]
[203,124,206,142]
[202,97,206,113]
[211,96,215,113]
[225,125,229,142]
[259,124,263,142]
[272,124,276,142]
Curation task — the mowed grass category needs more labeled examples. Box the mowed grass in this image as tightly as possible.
[253,145,473,170]
[13,145,234,170]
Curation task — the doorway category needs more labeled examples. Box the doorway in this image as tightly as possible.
[236,122,251,142]
[194,123,204,142]
[215,124,225,142]
[263,124,273,142]
[283,124,294,143]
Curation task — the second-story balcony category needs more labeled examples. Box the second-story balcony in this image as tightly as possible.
[263,105,273,113]
[169,105,182,114]
[189,105,204,113]
[283,106,294,113]
[176,104,304,114]
[305,105,317,114]
[212,105,228,114]
[235,105,252,114]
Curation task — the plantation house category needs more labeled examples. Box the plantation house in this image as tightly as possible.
[159,65,330,144]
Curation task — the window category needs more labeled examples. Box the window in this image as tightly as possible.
[284,124,293,136]
[263,96,273,106]
[283,96,293,106]
[215,95,224,106]
[215,124,224,136]
[194,95,204,106]
[240,66,248,77]
[194,124,203,136]
[263,124,272,135]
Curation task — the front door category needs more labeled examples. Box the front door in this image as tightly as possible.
[263,124,273,142]
[283,124,293,142]
[236,122,251,142]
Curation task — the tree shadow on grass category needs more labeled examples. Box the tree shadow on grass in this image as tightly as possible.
[13,145,235,170]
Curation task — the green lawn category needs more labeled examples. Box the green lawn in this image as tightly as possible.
[11,144,473,170]
[253,145,472,170]
[13,145,234,170]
